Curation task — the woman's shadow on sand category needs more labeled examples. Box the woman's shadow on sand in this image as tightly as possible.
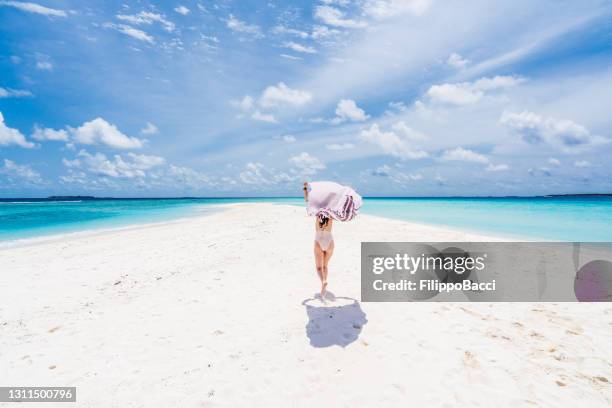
[302,292,368,348]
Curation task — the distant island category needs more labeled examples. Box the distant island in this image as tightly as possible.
[47,196,98,200]
[546,194,612,197]
[0,194,610,202]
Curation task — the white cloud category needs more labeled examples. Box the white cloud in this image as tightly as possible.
[167,164,211,188]
[231,95,254,111]
[140,122,158,135]
[386,101,409,114]
[486,163,509,172]
[280,54,303,61]
[537,166,552,176]
[321,0,350,5]
[36,61,53,70]
[297,1,599,127]
[32,125,69,141]
[326,142,355,150]
[0,112,36,148]
[226,14,263,38]
[104,23,155,43]
[314,6,367,28]
[308,117,325,124]
[127,153,166,169]
[427,84,481,105]
[282,41,316,54]
[390,121,428,141]
[274,172,299,184]
[174,5,190,15]
[239,162,267,184]
[393,171,424,183]
[333,99,369,123]
[574,160,591,168]
[0,1,66,17]
[474,76,526,91]
[426,75,525,106]
[282,135,296,143]
[500,110,609,153]
[69,117,145,149]
[58,170,92,187]
[440,147,489,163]
[359,123,428,159]
[440,148,508,171]
[237,162,296,186]
[201,34,219,43]
[461,13,598,79]
[548,158,561,166]
[116,11,175,32]
[371,164,392,177]
[289,152,326,175]
[259,82,312,108]
[118,27,154,43]
[62,158,80,168]
[447,52,469,69]
[232,83,312,123]
[272,25,309,39]
[251,111,277,123]
[0,159,42,183]
[362,0,432,19]
[0,87,32,98]
[311,25,340,40]
[75,150,164,178]
[366,164,424,184]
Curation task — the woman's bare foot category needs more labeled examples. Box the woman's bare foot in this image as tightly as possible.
[321,281,328,298]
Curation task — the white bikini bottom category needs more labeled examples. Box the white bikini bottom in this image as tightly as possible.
[315,230,333,251]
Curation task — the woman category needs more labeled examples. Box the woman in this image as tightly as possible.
[314,214,334,296]
[303,181,361,297]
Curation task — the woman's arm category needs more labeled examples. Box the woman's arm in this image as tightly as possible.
[303,181,309,201]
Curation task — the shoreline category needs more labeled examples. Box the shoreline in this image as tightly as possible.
[0,204,226,249]
[0,202,528,249]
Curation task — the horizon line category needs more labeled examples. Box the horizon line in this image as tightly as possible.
[1,193,611,201]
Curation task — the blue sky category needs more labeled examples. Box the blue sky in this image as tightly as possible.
[1,0,611,197]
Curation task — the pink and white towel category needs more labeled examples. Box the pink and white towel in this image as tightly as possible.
[306,181,362,222]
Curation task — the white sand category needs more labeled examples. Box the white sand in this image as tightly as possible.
[0,203,610,407]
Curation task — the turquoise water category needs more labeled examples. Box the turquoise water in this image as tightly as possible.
[0,198,296,242]
[0,196,611,242]
[360,197,612,241]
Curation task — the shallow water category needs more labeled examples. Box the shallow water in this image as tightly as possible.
[1,196,611,242]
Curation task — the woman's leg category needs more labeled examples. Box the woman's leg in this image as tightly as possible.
[321,241,334,294]
[314,242,325,286]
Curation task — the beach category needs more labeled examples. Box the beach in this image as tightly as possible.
[0,203,610,407]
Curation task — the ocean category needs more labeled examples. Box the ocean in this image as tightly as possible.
[0,196,611,242]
